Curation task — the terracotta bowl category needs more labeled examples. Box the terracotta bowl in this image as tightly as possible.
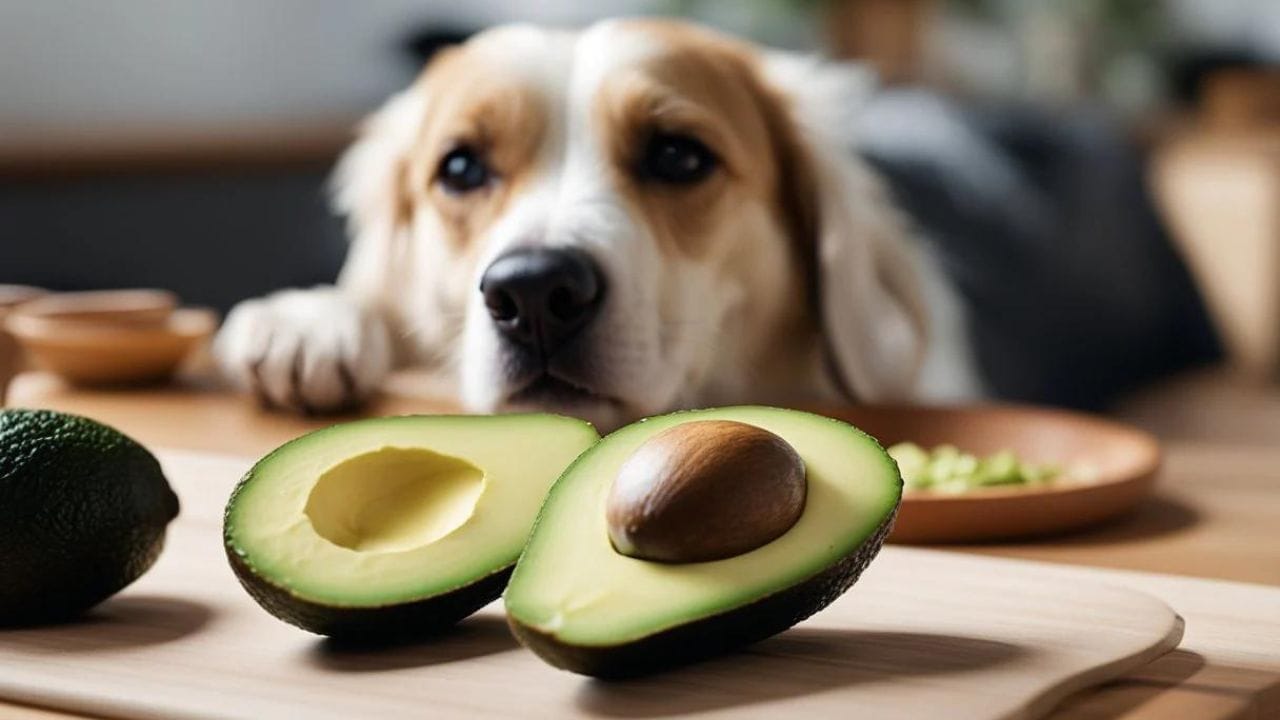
[0,285,49,402]
[0,285,48,311]
[805,404,1161,543]
[6,302,216,386]
[11,289,177,327]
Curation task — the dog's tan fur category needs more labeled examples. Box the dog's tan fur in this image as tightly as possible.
[215,19,963,427]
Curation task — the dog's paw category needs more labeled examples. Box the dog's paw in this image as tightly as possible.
[215,288,392,413]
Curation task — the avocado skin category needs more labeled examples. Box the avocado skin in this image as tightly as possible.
[0,409,180,626]
[508,507,897,678]
[226,546,512,640]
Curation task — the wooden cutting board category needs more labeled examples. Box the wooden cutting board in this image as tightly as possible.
[0,450,1183,720]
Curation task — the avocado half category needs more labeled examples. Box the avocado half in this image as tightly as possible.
[224,414,598,639]
[504,406,902,677]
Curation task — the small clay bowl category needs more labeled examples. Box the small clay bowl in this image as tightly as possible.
[6,296,216,386]
[12,289,177,327]
[0,285,48,312]
[803,404,1161,543]
[0,286,48,401]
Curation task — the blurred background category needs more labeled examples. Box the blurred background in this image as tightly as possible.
[1,0,1278,417]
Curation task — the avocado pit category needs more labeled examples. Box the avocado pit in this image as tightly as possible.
[606,420,807,563]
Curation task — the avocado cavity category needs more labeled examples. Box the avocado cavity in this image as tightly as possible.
[224,413,599,639]
[305,447,485,554]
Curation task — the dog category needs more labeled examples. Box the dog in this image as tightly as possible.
[215,18,985,431]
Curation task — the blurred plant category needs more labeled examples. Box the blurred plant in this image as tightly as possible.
[658,0,820,48]
[946,0,1172,110]
[665,0,828,17]
[951,0,1168,59]
[660,0,1175,111]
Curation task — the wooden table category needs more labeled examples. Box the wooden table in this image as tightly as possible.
[4,370,1279,720]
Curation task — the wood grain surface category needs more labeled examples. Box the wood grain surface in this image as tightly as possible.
[4,370,1280,719]
[0,450,1185,720]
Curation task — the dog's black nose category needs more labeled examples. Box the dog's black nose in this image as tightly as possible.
[479,247,603,356]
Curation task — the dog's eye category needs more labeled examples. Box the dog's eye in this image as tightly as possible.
[437,146,491,194]
[639,133,718,185]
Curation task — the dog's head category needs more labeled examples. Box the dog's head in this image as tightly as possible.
[334,19,926,429]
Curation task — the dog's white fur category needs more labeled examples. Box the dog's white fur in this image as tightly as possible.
[216,20,981,429]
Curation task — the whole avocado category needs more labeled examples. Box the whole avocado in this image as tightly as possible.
[0,409,179,625]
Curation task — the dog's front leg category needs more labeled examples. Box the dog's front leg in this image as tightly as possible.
[214,287,392,414]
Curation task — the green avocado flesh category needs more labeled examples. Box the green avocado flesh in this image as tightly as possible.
[0,409,179,625]
[505,406,901,677]
[224,413,598,638]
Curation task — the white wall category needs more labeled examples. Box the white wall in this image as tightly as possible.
[4,1,1271,143]
[1168,0,1280,55]
[0,0,655,139]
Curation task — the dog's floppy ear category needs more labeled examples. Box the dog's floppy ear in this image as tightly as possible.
[762,53,928,402]
[329,85,429,307]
